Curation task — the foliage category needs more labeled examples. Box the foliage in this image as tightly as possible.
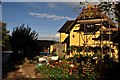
[70,45,82,53]
[35,63,76,79]
[115,2,120,19]
[113,30,120,62]
[2,22,11,50]
[35,52,119,79]
[98,1,120,21]
[9,24,38,64]
[10,24,38,51]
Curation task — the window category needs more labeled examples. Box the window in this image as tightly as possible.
[72,35,75,38]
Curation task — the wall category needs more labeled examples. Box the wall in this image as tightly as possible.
[60,33,68,42]
[50,43,66,58]
[70,24,80,46]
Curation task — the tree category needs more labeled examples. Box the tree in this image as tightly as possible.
[98,1,120,63]
[10,24,38,64]
[2,22,11,50]
[98,1,120,26]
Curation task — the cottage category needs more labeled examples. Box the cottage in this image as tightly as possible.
[58,3,118,57]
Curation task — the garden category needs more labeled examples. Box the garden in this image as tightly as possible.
[35,47,119,80]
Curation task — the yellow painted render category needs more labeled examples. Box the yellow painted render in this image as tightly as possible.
[68,24,116,57]
[59,21,118,58]
[60,33,68,42]
[50,45,53,53]
[70,24,80,46]
[60,24,111,48]
[64,43,67,52]
[69,24,103,47]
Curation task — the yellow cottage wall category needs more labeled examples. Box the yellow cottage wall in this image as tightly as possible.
[69,24,115,57]
[70,24,80,46]
[69,24,101,47]
[60,33,68,42]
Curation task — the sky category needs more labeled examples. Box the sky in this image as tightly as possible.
[2,0,119,41]
[0,3,1,21]
[3,0,100,2]
[2,2,82,41]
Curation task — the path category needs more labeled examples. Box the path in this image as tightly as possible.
[3,62,42,78]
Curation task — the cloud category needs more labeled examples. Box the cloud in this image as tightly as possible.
[29,12,73,20]
[38,34,59,41]
[55,33,60,37]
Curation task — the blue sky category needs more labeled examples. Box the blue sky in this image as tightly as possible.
[3,2,82,40]
[3,1,119,40]
[3,0,100,2]
[0,3,2,21]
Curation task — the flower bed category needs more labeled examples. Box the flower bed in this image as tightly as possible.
[35,54,118,79]
[35,59,98,79]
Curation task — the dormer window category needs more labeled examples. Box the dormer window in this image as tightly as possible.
[86,24,94,28]
[79,24,100,35]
